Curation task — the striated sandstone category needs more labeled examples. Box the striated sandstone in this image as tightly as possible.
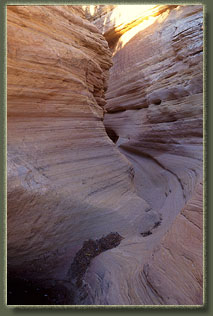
[7,5,154,292]
[80,4,203,305]
[7,4,203,306]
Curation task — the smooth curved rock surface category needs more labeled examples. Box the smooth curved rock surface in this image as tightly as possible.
[81,4,203,305]
[7,5,203,306]
[8,5,150,281]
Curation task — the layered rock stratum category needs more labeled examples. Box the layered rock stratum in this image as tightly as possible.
[7,5,203,305]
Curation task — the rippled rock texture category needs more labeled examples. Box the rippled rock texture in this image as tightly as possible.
[7,5,203,305]
[82,4,203,305]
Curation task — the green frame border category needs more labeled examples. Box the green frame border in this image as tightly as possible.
[0,0,212,314]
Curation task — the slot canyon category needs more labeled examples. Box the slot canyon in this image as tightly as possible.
[7,4,203,306]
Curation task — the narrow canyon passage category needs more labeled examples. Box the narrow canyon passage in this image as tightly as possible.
[7,5,203,306]
[79,4,203,305]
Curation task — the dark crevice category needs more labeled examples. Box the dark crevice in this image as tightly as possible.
[7,274,73,305]
[141,231,152,237]
[7,233,124,305]
[153,99,162,105]
[190,49,203,56]
[153,220,161,229]
[105,127,119,143]
[141,218,162,237]
[105,108,127,113]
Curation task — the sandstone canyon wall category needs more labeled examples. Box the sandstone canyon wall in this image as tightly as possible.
[81,4,203,306]
[7,5,203,305]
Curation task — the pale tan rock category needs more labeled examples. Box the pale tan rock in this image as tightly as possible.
[7,4,203,306]
[80,4,203,305]
[144,179,203,305]
[7,6,151,282]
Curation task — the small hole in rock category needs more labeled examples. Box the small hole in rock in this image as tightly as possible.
[153,99,162,105]
[105,127,119,143]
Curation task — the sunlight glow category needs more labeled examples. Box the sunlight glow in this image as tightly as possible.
[118,16,157,48]
[82,4,172,51]
[89,5,95,16]
[111,6,171,52]
[110,5,156,24]
[103,5,158,35]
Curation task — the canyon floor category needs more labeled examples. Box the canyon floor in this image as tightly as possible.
[7,4,203,306]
